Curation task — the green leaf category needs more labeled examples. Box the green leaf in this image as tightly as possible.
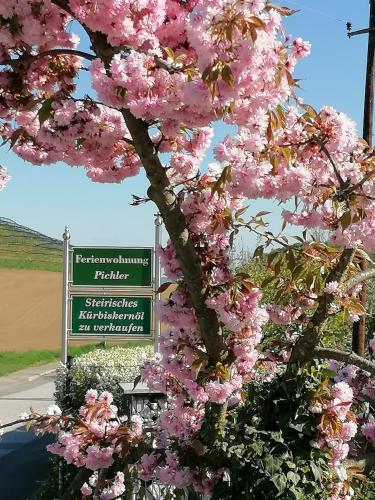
[270,431,284,443]
[309,461,322,482]
[265,4,299,17]
[138,485,146,499]
[250,440,263,455]
[163,47,175,59]
[37,98,53,126]
[264,455,283,476]
[289,422,305,433]
[253,245,264,258]
[261,275,276,287]
[211,165,232,196]
[340,210,352,230]
[301,103,318,119]
[222,64,235,87]
[235,206,248,218]
[229,231,235,248]
[270,473,287,493]
[287,471,300,485]
[2,127,26,149]
[249,16,267,30]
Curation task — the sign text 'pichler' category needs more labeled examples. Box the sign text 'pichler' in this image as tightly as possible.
[71,247,153,287]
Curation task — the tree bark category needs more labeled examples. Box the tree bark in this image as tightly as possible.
[345,453,375,474]
[121,111,227,364]
[344,267,375,291]
[313,347,375,376]
[61,468,92,500]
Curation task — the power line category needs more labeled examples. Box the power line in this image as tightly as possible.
[286,0,347,23]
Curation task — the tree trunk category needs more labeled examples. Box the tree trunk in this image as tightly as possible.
[121,110,228,365]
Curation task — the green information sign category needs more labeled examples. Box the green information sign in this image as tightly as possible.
[71,247,153,287]
[71,295,152,337]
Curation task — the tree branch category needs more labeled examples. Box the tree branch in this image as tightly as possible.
[313,135,347,189]
[61,468,92,500]
[289,247,356,364]
[345,453,375,474]
[2,49,95,68]
[94,469,107,496]
[313,347,375,375]
[344,267,375,291]
[245,225,290,249]
[51,0,75,16]
[0,417,34,430]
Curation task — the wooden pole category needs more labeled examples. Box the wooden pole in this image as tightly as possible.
[352,0,375,356]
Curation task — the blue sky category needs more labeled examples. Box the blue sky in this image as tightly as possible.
[0,1,371,247]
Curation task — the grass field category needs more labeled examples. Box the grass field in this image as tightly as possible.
[0,219,62,272]
[0,342,151,377]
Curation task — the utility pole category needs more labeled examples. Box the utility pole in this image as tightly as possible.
[347,0,375,356]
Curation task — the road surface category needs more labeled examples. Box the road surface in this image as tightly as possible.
[0,363,59,499]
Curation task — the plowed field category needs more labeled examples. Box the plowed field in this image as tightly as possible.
[0,269,62,350]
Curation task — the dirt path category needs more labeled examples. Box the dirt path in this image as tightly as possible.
[0,269,62,351]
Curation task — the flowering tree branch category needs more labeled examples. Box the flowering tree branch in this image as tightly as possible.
[0,416,34,429]
[1,49,96,68]
[289,248,356,364]
[312,135,347,190]
[3,1,375,497]
[245,224,290,249]
[313,347,375,376]
[63,19,228,365]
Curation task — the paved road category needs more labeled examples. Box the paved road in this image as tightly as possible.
[0,363,59,499]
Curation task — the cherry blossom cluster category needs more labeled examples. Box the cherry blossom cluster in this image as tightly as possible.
[4,101,140,183]
[214,103,375,252]
[0,0,77,62]
[139,195,268,493]
[137,449,224,495]
[329,338,375,452]
[309,382,357,500]
[88,0,306,138]
[0,0,311,185]
[81,471,126,500]
[25,389,144,499]
[46,390,142,468]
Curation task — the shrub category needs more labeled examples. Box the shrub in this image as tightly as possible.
[54,345,153,414]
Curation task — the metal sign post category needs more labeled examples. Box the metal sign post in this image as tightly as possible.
[154,214,162,352]
[61,221,163,361]
[61,226,70,365]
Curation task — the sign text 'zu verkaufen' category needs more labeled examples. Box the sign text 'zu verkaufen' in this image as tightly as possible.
[71,296,152,337]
